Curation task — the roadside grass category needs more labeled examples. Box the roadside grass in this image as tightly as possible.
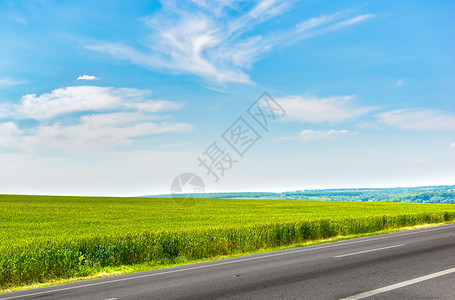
[1,194,455,291]
[2,222,452,294]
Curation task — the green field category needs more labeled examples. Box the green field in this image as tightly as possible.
[1,194,455,289]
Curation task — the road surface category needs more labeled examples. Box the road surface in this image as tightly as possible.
[2,223,455,299]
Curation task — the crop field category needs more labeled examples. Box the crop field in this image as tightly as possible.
[1,194,455,289]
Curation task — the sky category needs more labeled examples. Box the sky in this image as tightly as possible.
[0,0,454,196]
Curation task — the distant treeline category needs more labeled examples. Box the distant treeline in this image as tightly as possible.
[197,185,455,204]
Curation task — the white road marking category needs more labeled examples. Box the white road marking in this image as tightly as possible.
[2,224,455,300]
[340,267,455,300]
[334,244,404,258]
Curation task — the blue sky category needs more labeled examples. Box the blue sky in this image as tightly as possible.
[0,0,454,196]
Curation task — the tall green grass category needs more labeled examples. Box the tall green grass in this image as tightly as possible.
[1,194,454,289]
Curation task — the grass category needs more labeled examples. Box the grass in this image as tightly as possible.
[1,194,455,290]
[2,222,447,294]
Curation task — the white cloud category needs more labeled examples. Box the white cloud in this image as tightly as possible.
[277,129,357,142]
[450,142,455,149]
[395,79,404,88]
[279,95,372,123]
[77,75,99,80]
[0,83,195,195]
[410,158,428,167]
[17,86,123,119]
[377,108,455,130]
[13,86,182,120]
[1,114,192,153]
[87,1,373,84]
[0,103,16,119]
[0,86,191,153]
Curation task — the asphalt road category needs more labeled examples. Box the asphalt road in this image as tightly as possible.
[2,223,455,300]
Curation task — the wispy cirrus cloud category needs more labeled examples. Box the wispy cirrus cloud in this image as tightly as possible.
[277,129,357,142]
[0,78,26,88]
[86,1,373,84]
[377,108,455,130]
[279,94,373,123]
[0,2,27,25]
